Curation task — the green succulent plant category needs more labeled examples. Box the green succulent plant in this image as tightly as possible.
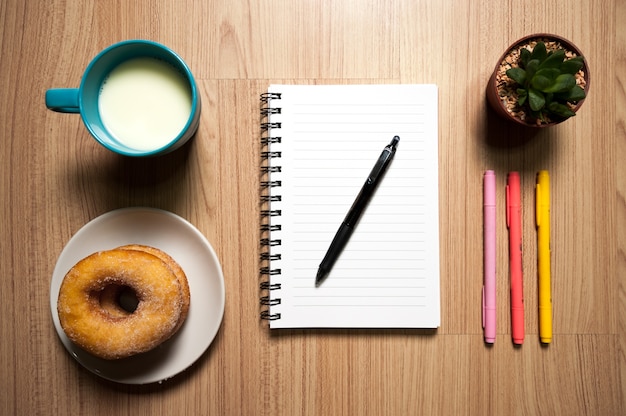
[506,41,586,121]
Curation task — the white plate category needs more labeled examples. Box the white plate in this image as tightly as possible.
[50,207,225,384]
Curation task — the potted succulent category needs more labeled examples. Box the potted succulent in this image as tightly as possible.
[487,34,590,127]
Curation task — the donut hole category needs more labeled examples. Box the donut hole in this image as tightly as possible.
[117,285,139,313]
[98,284,140,314]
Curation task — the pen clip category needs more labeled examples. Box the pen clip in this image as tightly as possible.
[482,286,486,329]
[535,182,542,227]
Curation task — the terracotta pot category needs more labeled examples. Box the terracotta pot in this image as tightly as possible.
[486,33,590,128]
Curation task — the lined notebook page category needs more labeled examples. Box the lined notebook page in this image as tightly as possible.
[266,84,439,328]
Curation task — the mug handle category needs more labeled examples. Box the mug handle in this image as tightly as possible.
[45,89,80,113]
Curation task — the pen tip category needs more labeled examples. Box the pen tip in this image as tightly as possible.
[315,268,327,287]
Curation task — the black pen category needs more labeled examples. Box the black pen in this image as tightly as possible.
[315,136,400,287]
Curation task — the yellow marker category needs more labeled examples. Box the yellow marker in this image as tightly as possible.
[536,170,553,343]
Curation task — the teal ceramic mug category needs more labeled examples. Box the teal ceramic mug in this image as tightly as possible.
[45,40,201,157]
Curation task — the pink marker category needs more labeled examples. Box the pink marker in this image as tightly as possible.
[483,170,497,343]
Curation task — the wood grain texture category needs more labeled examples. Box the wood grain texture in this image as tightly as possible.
[0,0,623,415]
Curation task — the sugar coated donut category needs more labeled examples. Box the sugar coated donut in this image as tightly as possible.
[117,244,190,331]
[57,247,188,360]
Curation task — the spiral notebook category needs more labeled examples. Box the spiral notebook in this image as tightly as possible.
[260,84,440,328]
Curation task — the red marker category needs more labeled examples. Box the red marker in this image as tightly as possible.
[506,172,524,344]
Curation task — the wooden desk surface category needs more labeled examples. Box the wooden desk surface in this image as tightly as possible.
[1,0,624,414]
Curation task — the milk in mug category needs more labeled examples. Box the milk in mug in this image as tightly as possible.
[98,57,192,151]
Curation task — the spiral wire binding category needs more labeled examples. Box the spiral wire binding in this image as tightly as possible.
[260,92,283,321]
